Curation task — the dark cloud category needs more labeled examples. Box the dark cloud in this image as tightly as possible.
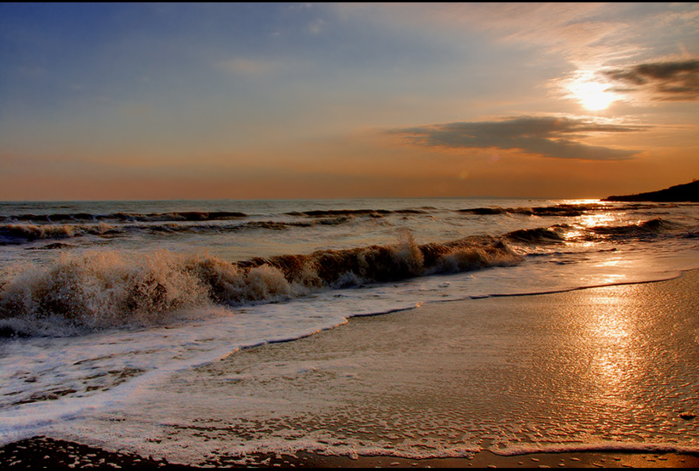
[394,116,645,161]
[602,59,699,101]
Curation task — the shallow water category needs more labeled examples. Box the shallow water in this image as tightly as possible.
[35,271,699,465]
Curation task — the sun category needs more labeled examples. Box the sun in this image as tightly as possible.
[578,82,615,110]
[580,91,614,111]
[569,76,616,111]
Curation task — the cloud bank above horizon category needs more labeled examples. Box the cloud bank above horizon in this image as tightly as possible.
[392,116,646,161]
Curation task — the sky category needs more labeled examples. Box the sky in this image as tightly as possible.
[0,2,698,201]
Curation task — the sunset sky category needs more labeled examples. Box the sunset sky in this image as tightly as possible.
[1,3,698,201]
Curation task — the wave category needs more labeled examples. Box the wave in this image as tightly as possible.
[456,202,681,217]
[458,203,596,217]
[589,218,686,240]
[285,207,435,218]
[1,202,685,227]
[0,233,521,337]
[0,218,355,243]
[3,212,692,251]
[289,204,593,218]
[287,209,392,217]
[238,232,520,287]
[136,220,319,234]
[0,211,249,224]
[0,222,122,242]
[504,226,567,245]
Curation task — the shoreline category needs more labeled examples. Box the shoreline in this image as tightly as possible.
[2,270,699,468]
[2,436,699,468]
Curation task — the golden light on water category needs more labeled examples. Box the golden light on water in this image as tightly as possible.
[581,287,641,393]
[560,201,619,244]
[579,211,617,229]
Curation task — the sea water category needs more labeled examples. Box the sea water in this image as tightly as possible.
[1,197,698,461]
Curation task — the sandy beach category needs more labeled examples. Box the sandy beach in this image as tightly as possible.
[2,269,699,468]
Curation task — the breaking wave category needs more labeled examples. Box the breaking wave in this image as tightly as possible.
[238,231,520,286]
[0,233,520,337]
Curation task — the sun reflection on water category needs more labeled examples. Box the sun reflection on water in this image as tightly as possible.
[579,286,647,399]
[578,212,617,230]
[556,200,621,245]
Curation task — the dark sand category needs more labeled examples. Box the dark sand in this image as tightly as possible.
[2,270,699,468]
[1,436,698,468]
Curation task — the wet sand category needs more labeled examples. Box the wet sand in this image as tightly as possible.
[1,436,698,468]
[2,270,699,468]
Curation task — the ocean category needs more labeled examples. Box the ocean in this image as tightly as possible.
[1,197,698,463]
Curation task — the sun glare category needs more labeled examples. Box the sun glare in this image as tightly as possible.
[575,81,615,111]
[568,74,617,111]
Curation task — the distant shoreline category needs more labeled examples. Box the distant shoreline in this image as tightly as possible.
[604,180,699,202]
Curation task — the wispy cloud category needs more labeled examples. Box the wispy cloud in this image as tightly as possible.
[357,3,634,65]
[370,3,699,108]
[307,18,325,34]
[393,116,646,161]
[217,58,281,76]
[602,59,699,101]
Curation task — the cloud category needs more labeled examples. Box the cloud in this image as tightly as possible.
[308,18,325,34]
[393,116,645,161]
[351,3,636,65]
[218,58,281,75]
[602,59,699,101]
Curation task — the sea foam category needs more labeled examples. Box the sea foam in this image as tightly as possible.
[0,233,520,337]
